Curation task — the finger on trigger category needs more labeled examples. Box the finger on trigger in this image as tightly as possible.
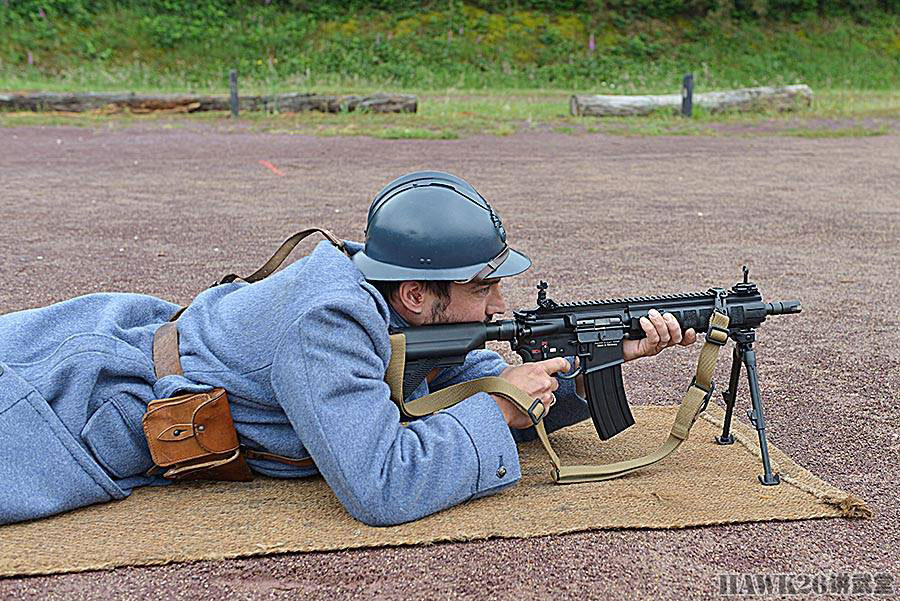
[542,357,570,375]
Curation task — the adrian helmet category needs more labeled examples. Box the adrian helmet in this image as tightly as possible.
[352,171,531,282]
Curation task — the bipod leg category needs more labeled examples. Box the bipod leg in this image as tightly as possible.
[716,346,742,445]
[743,347,781,485]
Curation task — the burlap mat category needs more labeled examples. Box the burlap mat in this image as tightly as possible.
[0,404,870,577]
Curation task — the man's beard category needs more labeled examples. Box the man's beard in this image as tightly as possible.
[428,296,453,324]
[427,298,494,325]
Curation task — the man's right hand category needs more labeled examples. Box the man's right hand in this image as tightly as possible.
[491,358,570,429]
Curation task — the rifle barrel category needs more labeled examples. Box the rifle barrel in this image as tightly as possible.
[766,301,802,315]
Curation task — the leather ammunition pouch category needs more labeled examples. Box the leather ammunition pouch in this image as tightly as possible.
[142,388,252,481]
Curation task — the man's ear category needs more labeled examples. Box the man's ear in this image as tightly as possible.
[396,281,427,315]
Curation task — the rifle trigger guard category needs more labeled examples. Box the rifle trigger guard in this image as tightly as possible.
[556,357,584,381]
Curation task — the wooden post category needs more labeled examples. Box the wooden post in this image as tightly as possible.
[229,69,239,118]
[681,73,693,117]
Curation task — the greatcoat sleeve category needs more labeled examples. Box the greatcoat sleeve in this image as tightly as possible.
[269,293,521,526]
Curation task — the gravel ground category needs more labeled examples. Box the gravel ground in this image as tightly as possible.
[0,125,897,600]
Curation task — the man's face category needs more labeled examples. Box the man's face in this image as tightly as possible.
[388,278,509,326]
[428,279,508,325]
[426,279,506,324]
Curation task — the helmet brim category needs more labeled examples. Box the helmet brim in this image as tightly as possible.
[477,247,531,281]
[353,246,531,282]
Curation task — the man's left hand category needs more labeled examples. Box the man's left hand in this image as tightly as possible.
[623,308,697,361]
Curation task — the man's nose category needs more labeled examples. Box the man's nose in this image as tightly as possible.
[487,286,507,317]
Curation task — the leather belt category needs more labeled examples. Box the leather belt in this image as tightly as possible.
[151,320,314,472]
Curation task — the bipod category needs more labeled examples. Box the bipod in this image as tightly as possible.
[715,328,781,486]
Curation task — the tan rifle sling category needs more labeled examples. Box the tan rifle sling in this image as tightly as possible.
[384,309,731,484]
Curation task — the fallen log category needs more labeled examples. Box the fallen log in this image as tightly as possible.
[261,92,418,114]
[0,92,418,114]
[570,85,812,117]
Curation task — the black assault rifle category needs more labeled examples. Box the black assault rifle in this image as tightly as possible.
[394,266,801,485]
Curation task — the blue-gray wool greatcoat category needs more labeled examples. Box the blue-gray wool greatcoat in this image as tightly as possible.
[0,240,587,526]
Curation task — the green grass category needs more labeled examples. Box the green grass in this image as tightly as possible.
[370,127,459,139]
[1,5,897,95]
[2,4,897,141]
[1,3,896,143]
[781,125,891,137]
[2,88,896,139]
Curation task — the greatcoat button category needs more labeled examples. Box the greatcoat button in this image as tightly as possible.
[196,425,205,432]
[496,466,507,478]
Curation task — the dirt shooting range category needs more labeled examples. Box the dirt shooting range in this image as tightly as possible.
[0,1,898,599]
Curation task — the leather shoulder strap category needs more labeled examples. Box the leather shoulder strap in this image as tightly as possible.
[150,228,347,473]
[153,322,184,378]
[216,228,348,286]
[165,227,347,323]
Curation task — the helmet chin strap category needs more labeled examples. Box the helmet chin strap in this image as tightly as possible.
[454,245,510,284]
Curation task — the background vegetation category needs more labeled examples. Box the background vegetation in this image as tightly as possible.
[1,0,897,94]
